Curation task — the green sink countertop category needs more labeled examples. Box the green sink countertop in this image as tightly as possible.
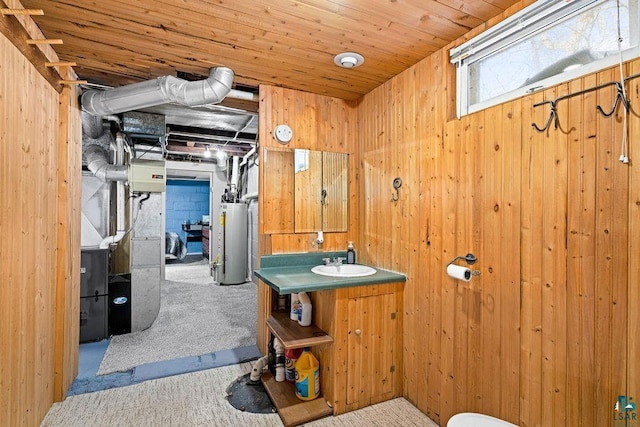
[254,252,406,295]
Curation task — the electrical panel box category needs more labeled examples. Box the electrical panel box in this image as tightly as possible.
[128,159,166,192]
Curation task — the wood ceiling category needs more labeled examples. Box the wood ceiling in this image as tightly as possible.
[20,0,520,100]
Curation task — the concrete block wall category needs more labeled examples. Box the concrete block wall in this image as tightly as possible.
[165,179,210,254]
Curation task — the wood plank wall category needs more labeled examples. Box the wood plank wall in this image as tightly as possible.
[257,4,638,425]
[257,86,358,351]
[356,10,640,427]
[0,30,81,426]
[54,67,81,401]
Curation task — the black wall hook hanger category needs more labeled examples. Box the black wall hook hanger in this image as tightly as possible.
[596,81,630,117]
[532,100,558,133]
[530,73,640,132]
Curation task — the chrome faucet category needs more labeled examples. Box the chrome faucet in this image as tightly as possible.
[323,257,346,266]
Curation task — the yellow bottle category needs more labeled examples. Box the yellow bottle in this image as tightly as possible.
[294,348,320,400]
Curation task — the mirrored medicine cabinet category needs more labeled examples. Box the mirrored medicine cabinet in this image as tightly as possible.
[262,148,348,234]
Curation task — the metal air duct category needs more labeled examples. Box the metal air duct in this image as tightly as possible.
[84,144,129,182]
[81,67,234,116]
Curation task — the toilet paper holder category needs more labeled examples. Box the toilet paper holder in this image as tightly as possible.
[447,253,481,276]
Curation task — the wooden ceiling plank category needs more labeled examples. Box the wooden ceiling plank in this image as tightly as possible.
[31,16,429,84]
[190,0,455,52]
[112,0,453,45]
[0,0,62,92]
[34,1,442,62]
[0,8,43,15]
[18,0,521,99]
[26,38,62,44]
[295,0,480,36]
[40,21,401,88]
[430,0,503,21]
[480,0,522,10]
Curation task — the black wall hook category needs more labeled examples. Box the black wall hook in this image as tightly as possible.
[531,100,558,132]
[596,82,630,117]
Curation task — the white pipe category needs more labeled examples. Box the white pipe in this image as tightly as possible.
[240,192,258,203]
[82,67,234,116]
[115,133,126,234]
[249,355,269,382]
[103,115,121,125]
[273,338,285,382]
[99,230,126,249]
[230,156,240,190]
[227,89,258,102]
[240,146,257,167]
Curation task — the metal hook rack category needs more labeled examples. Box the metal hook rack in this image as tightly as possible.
[596,81,631,117]
[531,72,640,132]
[532,100,558,132]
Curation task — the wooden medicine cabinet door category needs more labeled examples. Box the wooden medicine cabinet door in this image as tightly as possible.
[261,148,294,234]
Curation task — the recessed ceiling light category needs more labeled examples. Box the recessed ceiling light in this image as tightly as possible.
[334,52,364,68]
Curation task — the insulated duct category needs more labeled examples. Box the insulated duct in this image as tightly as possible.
[82,112,105,139]
[84,144,129,182]
[81,67,234,116]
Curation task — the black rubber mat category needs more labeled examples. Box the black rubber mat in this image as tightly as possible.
[226,373,276,414]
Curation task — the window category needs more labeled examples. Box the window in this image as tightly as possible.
[451,0,639,117]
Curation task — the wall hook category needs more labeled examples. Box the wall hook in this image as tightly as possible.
[531,100,558,132]
[596,81,630,117]
[391,177,402,202]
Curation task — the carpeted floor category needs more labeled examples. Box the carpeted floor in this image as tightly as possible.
[97,261,257,375]
[42,363,438,427]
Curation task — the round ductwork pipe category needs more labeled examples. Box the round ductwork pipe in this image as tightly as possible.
[81,67,235,116]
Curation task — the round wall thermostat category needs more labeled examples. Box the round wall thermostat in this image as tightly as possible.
[274,124,293,144]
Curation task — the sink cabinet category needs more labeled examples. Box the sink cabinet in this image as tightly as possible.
[255,255,405,422]
[345,290,400,408]
[269,282,403,416]
[318,282,403,414]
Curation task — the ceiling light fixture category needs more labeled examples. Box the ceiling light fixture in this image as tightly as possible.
[334,52,364,69]
[203,146,212,158]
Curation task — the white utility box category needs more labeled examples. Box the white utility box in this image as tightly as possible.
[128,159,166,192]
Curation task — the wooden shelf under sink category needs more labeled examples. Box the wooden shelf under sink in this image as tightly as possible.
[266,311,333,349]
[261,371,333,426]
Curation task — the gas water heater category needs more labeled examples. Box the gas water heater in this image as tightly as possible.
[214,202,248,285]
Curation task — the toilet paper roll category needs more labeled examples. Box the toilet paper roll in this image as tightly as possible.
[447,264,472,282]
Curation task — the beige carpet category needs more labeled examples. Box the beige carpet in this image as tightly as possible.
[97,262,257,375]
[42,363,438,426]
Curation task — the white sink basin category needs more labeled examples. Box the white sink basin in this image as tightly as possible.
[311,264,377,278]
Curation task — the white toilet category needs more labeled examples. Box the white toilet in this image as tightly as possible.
[447,412,518,427]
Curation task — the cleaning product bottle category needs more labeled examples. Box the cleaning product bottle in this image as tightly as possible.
[346,241,356,264]
[290,293,300,321]
[295,348,320,400]
[284,348,303,382]
[297,292,312,327]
